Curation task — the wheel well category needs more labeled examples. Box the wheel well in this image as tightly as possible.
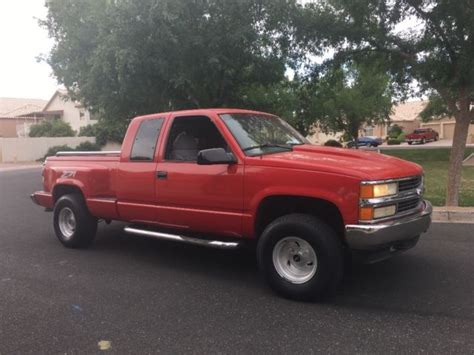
[52,185,83,203]
[255,196,345,239]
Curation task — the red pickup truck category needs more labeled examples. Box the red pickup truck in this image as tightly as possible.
[32,109,432,300]
[405,128,439,145]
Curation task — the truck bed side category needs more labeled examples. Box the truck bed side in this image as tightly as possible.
[42,155,120,220]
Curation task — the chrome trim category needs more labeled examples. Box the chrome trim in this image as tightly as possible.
[360,175,421,185]
[30,193,39,205]
[360,191,421,207]
[56,151,121,157]
[345,200,432,250]
[124,227,241,250]
[360,202,423,224]
[359,175,423,223]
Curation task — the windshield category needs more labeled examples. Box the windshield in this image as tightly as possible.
[220,113,308,156]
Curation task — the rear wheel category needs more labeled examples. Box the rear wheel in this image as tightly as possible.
[53,194,98,248]
[257,214,344,301]
[408,141,412,145]
[421,138,425,144]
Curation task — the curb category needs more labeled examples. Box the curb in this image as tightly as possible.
[0,164,42,172]
[432,207,474,224]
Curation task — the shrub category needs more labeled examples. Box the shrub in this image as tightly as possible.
[29,119,75,137]
[78,124,96,137]
[42,145,74,159]
[397,133,406,142]
[78,121,126,146]
[41,141,100,160]
[388,124,403,139]
[387,139,402,145]
[75,141,101,151]
[324,139,343,147]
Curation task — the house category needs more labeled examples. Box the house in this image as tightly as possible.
[306,101,428,144]
[0,97,48,137]
[0,90,97,137]
[371,100,474,141]
[367,100,426,138]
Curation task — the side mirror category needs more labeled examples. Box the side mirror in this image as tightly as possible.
[197,148,236,165]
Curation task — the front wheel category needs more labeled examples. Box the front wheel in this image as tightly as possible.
[53,194,98,248]
[257,214,344,301]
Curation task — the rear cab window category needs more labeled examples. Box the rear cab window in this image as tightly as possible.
[130,118,164,161]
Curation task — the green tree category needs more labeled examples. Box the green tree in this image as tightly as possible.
[42,0,294,124]
[301,62,392,145]
[296,0,474,205]
[29,119,75,137]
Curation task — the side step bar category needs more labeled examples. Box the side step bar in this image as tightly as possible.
[124,226,241,250]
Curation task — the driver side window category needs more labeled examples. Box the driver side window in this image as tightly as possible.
[165,116,229,162]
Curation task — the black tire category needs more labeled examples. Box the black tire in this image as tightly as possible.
[53,194,98,248]
[421,138,425,144]
[257,214,344,301]
[408,142,412,145]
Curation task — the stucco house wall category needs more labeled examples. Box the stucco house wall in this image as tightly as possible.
[43,91,97,134]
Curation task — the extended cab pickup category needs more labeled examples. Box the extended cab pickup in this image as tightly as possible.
[32,109,432,300]
[405,128,439,145]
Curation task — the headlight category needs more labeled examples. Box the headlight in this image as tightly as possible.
[360,182,398,199]
[359,204,397,220]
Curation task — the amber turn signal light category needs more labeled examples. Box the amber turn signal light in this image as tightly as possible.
[359,207,374,221]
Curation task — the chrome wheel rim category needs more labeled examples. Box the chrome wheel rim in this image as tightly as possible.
[272,237,317,284]
[59,207,76,239]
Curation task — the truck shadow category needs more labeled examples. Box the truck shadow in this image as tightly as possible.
[93,223,468,317]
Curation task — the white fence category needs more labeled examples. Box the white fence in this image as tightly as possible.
[0,137,96,163]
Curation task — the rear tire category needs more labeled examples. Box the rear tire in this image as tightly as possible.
[421,138,425,144]
[53,194,98,248]
[408,142,412,145]
[257,214,344,301]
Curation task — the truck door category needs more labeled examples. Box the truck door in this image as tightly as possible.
[154,114,244,237]
[116,117,165,223]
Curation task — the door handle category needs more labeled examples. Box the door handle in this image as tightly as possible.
[156,171,168,179]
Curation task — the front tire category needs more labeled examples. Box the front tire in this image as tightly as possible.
[257,214,344,301]
[53,194,98,248]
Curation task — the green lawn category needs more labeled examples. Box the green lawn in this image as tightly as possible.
[382,148,474,207]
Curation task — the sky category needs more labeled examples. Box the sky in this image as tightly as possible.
[0,1,58,100]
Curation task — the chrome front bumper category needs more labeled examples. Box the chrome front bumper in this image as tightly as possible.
[345,200,432,251]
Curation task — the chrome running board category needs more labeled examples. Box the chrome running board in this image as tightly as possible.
[124,226,241,250]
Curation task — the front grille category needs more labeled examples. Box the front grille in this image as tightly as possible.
[397,197,421,213]
[398,176,422,192]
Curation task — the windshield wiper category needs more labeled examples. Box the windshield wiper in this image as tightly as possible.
[242,143,293,152]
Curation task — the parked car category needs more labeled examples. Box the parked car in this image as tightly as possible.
[31,109,432,301]
[405,128,439,145]
[347,136,384,148]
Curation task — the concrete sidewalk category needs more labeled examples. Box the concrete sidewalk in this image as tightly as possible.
[0,162,42,172]
[432,206,474,224]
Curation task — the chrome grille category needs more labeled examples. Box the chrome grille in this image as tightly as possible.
[397,197,421,213]
[398,176,422,192]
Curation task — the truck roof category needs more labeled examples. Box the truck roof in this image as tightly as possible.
[133,108,274,122]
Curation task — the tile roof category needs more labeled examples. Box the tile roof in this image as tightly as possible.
[0,97,48,117]
[390,100,427,122]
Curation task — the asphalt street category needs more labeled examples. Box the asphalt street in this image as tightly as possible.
[1,168,473,354]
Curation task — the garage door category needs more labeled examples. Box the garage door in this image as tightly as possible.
[443,123,455,139]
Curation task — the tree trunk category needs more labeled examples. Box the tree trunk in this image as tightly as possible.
[446,111,471,206]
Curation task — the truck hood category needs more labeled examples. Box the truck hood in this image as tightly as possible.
[248,144,422,181]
